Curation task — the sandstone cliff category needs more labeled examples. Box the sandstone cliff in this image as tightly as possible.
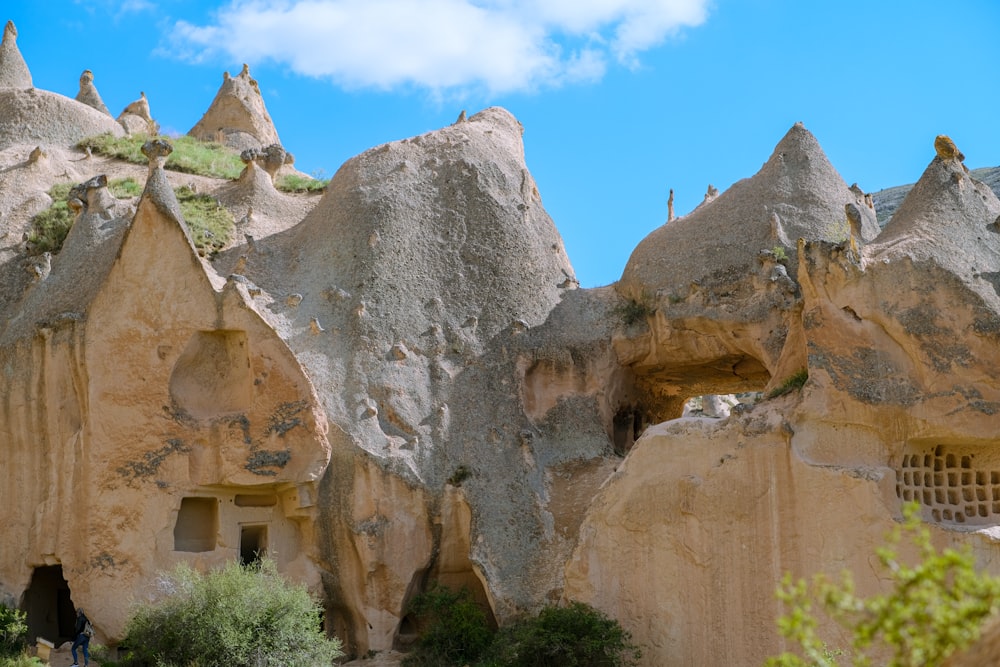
[3,18,1000,667]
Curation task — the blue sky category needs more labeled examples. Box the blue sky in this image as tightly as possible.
[6,1,1000,287]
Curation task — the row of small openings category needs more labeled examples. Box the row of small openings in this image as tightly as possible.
[901,449,975,471]
[896,446,1000,525]
[900,470,1000,489]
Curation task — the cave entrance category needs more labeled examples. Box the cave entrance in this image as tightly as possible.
[394,569,498,651]
[239,524,268,566]
[21,565,76,644]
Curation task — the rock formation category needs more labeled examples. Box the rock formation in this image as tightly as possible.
[0,88,125,152]
[117,91,156,135]
[188,64,281,152]
[566,134,1000,664]
[0,21,30,89]
[74,69,111,116]
[3,21,1000,667]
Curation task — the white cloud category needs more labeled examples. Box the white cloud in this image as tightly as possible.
[168,0,710,94]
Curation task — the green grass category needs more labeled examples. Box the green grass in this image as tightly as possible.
[174,185,234,257]
[276,173,329,193]
[26,180,233,257]
[109,176,142,198]
[766,369,809,399]
[78,133,244,180]
[25,183,75,254]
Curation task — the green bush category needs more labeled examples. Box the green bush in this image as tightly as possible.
[484,602,641,667]
[402,585,494,667]
[766,502,1000,666]
[613,293,656,327]
[402,586,639,667]
[0,604,27,658]
[120,558,342,667]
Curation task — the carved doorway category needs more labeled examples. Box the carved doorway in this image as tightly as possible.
[21,565,76,644]
[240,524,268,566]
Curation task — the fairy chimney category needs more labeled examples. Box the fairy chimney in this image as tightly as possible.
[0,21,31,89]
[75,69,112,116]
[188,64,281,152]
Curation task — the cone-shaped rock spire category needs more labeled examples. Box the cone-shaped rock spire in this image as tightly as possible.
[0,21,31,89]
[75,69,112,116]
[867,135,1000,283]
[188,64,280,152]
[621,122,879,296]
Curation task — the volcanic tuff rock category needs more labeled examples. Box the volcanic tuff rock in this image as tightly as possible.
[4,20,1000,666]
[74,69,112,117]
[117,91,156,135]
[0,21,30,89]
[188,64,281,152]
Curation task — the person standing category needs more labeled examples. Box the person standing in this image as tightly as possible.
[70,607,91,667]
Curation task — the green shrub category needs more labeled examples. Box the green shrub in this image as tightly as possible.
[173,185,234,257]
[0,655,45,667]
[78,133,244,180]
[402,586,639,667]
[767,369,808,399]
[402,585,494,667]
[0,604,27,658]
[120,558,342,667]
[613,293,656,326]
[276,173,329,193]
[766,502,1000,666]
[484,602,641,667]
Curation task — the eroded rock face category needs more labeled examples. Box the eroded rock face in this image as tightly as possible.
[232,107,634,653]
[614,124,882,406]
[0,88,124,152]
[188,64,281,152]
[3,27,1000,665]
[0,150,331,641]
[567,138,1000,665]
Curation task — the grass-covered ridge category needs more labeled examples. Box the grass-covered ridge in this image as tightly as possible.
[26,178,234,258]
[78,133,330,193]
[174,185,234,257]
[78,133,245,180]
[26,178,141,255]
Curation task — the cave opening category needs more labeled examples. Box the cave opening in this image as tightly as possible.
[21,565,76,645]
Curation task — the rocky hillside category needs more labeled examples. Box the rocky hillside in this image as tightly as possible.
[4,17,1000,667]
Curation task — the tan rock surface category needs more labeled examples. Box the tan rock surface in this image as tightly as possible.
[188,65,281,152]
[74,69,111,117]
[566,138,1000,665]
[0,87,124,152]
[0,151,332,640]
[4,22,1000,667]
